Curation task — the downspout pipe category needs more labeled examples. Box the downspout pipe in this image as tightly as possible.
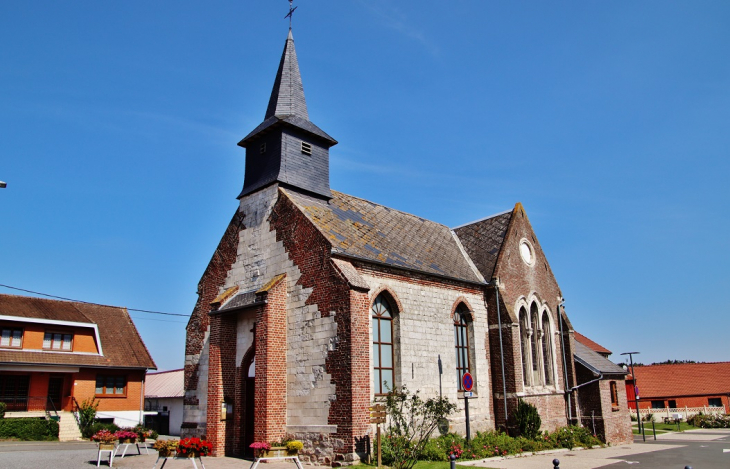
[558,299,572,424]
[487,279,508,429]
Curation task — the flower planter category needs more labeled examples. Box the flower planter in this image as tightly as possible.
[263,446,288,458]
[120,438,136,444]
[98,443,116,451]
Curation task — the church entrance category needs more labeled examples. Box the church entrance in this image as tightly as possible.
[241,355,256,456]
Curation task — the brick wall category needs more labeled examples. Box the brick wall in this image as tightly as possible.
[484,204,576,432]
[575,365,632,444]
[72,369,145,412]
[182,210,244,438]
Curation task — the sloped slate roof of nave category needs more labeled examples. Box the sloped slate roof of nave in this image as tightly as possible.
[282,189,485,284]
[574,341,626,376]
[452,210,513,280]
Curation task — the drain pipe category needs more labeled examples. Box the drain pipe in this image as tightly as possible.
[557,299,571,424]
[487,278,508,429]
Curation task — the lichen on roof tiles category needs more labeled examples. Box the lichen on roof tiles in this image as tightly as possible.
[281,189,484,284]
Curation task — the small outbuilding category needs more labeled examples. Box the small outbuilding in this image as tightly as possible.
[144,368,184,436]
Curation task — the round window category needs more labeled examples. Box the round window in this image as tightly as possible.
[519,239,534,265]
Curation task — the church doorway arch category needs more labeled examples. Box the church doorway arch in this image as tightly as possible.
[241,352,256,456]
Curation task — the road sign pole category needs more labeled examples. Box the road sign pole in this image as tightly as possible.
[377,423,381,469]
[464,394,470,442]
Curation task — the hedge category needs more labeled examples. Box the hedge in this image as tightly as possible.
[0,418,59,441]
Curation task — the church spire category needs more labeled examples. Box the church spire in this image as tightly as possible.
[265,30,308,120]
[237,28,337,200]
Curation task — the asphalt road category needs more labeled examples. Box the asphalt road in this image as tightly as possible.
[603,430,730,468]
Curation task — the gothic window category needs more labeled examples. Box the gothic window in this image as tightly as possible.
[541,311,554,386]
[453,304,472,390]
[530,303,541,385]
[372,294,394,395]
[519,307,531,387]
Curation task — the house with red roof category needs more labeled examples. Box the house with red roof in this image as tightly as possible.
[0,294,156,440]
[574,331,613,359]
[625,362,730,413]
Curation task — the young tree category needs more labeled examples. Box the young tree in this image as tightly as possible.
[378,386,457,469]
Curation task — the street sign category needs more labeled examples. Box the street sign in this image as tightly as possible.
[463,391,474,398]
[462,372,474,392]
[369,404,387,424]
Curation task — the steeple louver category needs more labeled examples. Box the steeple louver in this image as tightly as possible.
[265,30,308,120]
[237,30,337,200]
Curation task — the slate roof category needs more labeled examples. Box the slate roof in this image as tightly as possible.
[283,188,485,284]
[574,331,612,356]
[0,294,156,370]
[453,210,513,280]
[629,362,730,398]
[145,369,184,398]
[240,30,336,146]
[574,341,626,376]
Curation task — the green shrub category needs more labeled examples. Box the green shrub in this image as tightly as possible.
[89,421,120,436]
[419,433,465,461]
[643,412,654,422]
[0,418,59,441]
[0,402,6,419]
[687,413,730,428]
[512,399,541,439]
[76,398,99,438]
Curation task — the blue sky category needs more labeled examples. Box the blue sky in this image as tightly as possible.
[1,1,729,371]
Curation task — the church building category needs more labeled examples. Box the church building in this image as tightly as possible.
[182,27,631,465]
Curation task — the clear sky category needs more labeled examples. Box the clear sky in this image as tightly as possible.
[1,1,729,371]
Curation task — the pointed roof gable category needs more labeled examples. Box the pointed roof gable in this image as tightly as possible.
[266,30,308,120]
[281,188,485,284]
[239,31,336,147]
[452,209,513,280]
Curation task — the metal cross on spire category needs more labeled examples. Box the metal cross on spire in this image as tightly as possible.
[285,0,298,30]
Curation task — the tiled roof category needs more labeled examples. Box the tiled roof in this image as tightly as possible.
[630,362,730,398]
[574,341,626,376]
[453,210,513,280]
[145,369,184,398]
[283,189,484,284]
[0,294,156,370]
[574,331,612,356]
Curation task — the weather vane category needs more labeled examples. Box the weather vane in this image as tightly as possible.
[285,0,298,30]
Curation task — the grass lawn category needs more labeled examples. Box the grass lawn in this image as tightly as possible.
[362,461,492,469]
[632,421,697,435]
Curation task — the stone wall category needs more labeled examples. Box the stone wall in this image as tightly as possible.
[356,263,494,435]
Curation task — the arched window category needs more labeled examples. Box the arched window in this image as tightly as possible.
[372,294,394,395]
[541,311,554,386]
[453,304,471,390]
[519,307,530,386]
[530,303,541,385]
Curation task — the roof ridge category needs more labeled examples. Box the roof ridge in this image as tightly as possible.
[0,292,126,311]
[451,209,512,230]
[148,368,184,375]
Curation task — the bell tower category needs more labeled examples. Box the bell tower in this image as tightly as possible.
[237,30,337,199]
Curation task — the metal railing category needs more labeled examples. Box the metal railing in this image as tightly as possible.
[0,396,67,416]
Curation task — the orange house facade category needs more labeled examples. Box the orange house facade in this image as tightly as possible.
[0,294,156,431]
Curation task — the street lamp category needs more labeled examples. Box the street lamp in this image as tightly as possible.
[621,351,644,442]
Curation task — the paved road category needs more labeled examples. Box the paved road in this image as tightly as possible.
[462,429,730,469]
